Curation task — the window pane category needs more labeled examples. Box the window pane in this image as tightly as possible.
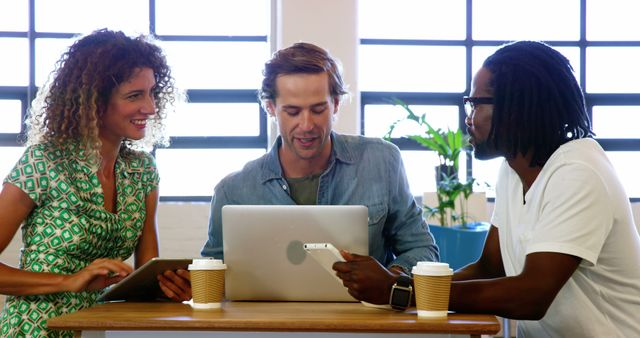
[472,46,581,85]
[160,41,268,89]
[592,106,640,138]
[587,0,640,40]
[401,150,470,196]
[364,104,459,138]
[606,152,640,197]
[586,47,640,93]
[359,0,465,40]
[359,45,466,92]
[0,0,27,31]
[35,38,75,87]
[35,0,149,34]
[156,0,269,36]
[0,38,28,86]
[167,103,261,137]
[555,47,581,84]
[0,100,23,133]
[473,0,580,40]
[401,150,441,196]
[156,148,266,196]
[0,147,26,180]
[472,46,499,76]
[402,153,497,198]
[471,157,502,198]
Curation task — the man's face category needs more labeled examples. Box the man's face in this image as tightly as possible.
[267,72,338,165]
[465,67,501,160]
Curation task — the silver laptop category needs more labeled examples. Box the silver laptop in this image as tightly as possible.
[222,205,368,302]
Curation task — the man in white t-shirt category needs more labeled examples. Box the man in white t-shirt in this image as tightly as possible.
[448,40,640,337]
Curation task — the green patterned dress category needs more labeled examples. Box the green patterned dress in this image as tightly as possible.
[0,142,159,338]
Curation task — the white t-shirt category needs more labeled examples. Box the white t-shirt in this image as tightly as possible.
[491,138,640,338]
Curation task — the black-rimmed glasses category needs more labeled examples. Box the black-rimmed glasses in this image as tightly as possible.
[463,96,493,117]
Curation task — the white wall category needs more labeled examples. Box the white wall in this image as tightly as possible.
[155,202,211,258]
[272,0,360,136]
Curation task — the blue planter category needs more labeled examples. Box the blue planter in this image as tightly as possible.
[429,222,490,271]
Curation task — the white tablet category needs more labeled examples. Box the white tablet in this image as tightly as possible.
[303,243,345,283]
[97,257,193,302]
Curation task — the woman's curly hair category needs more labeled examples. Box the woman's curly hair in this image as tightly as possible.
[27,28,177,157]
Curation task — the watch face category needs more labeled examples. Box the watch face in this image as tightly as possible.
[391,287,411,307]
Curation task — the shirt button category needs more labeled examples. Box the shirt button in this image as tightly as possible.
[282,185,287,190]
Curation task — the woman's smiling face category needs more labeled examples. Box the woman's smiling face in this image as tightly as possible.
[99,67,157,146]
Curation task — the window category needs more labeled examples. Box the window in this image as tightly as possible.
[359,0,640,199]
[0,0,271,201]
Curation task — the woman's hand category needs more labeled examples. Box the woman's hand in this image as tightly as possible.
[158,269,192,302]
[61,258,133,293]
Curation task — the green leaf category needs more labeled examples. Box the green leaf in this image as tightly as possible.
[386,98,488,227]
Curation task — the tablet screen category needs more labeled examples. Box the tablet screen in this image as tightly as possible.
[97,258,193,302]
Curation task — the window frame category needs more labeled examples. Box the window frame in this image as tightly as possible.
[0,0,270,202]
[360,0,640,201]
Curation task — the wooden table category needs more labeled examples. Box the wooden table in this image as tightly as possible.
[48,302,500,338]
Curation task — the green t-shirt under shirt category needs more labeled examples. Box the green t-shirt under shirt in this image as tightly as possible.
[285,173,321,205]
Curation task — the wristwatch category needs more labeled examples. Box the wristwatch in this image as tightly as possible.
[389,275,413,311]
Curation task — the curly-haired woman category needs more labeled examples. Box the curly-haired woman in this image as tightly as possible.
[0,29,191,337]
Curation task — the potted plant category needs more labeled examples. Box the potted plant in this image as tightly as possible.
[384,98,489,270]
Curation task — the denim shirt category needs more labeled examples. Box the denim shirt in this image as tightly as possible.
[201,132,439,273]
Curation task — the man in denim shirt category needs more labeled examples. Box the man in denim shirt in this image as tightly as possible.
[202,42,438,306]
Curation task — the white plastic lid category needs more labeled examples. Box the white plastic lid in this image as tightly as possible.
[412,261,453,276]
[188,258,226,270]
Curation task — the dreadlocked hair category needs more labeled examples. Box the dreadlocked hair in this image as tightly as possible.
[26,28,176,161]
[483,40,593,167]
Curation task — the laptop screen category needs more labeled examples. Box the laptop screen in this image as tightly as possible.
[221,205,368,302]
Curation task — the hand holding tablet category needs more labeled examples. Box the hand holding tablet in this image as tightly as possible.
[97,258,193,302]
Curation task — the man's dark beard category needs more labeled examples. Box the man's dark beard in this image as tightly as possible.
[473,139,502,160]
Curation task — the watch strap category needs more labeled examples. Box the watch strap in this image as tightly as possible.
[395,275,412,287]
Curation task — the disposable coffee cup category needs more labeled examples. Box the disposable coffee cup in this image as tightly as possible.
[188,258,226,309]
[412,262,453,318]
